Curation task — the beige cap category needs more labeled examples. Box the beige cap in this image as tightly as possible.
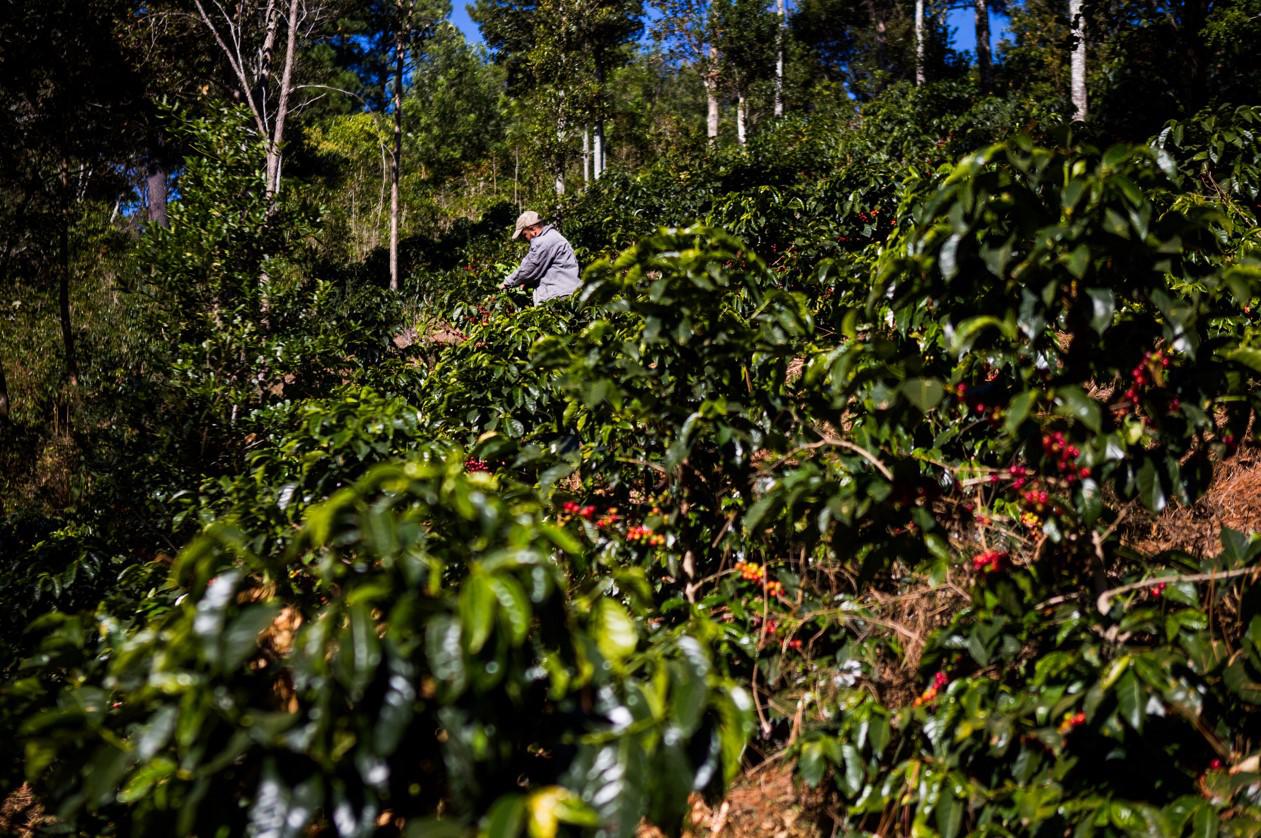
[512,210,541,239]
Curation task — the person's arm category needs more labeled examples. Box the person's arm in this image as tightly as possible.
[502,239,550,288]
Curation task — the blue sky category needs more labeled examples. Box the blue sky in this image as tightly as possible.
[448,3,1010,62]
[451,3,479,43]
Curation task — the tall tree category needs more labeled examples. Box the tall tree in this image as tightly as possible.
[476,0,640,187]
[472,0,572,189]
[774,0,786,113]
[114,1,225,227]
[651,0,722,142]
[532,0,643,177]
[791,0,930,97]
[407,23,508,182]
[915,0,926,85]
[191,0,327,200]
[1070,0,1086,120]
[714,0,779,145]
[0,0,148,395]
[791,0,861,86]
[471,0,540,94]
[320,0,447,286]
[975,0,992,91]
[388,0,447,289]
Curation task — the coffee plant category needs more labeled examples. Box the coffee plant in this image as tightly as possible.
[5,101,1261,837]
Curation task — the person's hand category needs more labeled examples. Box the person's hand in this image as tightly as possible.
[500,278,513,289]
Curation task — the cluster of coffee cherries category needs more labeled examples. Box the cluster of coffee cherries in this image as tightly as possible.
[954,382,1004,424]
[1123,348,1170,406]
[626,524,665,547]
[559,499,622,526]
[559,500,597,520]
[1004,464,1033,490]
[1058,710,1087,734]
[464,458,490,473]
[560,500,656,540]
[1149,581,1167,598]
[1042,431,1091,483]
[735,561,788,600]
[971,550,1006,573]
[913,671,950,707]
[1021,488,1052,510]
[856,206,881,224]
[751,615,803,650]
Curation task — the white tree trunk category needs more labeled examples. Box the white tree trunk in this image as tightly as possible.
[265,0,301,199]
[257,0,282,86]
[915,0,925,86]
[736,93,747,146]
[1070,0,1088,120]
[594,121,605,178]
[774,0,785,116]
[582,128,591,185]
[554,112,566,195]
[389,0,404,292]
[706,44,720,143]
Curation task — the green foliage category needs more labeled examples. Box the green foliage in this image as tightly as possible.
[713,0,779,97]
[7,4,1261,830]
[14,453,751,836]
[136,105,403,461]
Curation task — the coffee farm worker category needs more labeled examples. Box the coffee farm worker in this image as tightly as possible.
[500,211,581,304]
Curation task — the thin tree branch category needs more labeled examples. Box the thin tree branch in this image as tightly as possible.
[1096,567,1260,615]
[194,0,268,137]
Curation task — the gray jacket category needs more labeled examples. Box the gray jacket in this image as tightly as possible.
[504,225,581,304]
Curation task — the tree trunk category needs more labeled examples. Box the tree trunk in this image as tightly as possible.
[705,45,720,144]
[389,0,404,291]
[736,93,747,146]
[1070,0,1087,121]
[975,0,991,92]
[915,0,925,85]
[265,0,302,200]
[594,121,605,178]
[862,0,888,76]
[582,128,591,185]
[59,163,78,389]
[593,59,606,178]
[146,160,167,227]
[774,0,785,116]
[257,0,282,87]
[555,118,566,195]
